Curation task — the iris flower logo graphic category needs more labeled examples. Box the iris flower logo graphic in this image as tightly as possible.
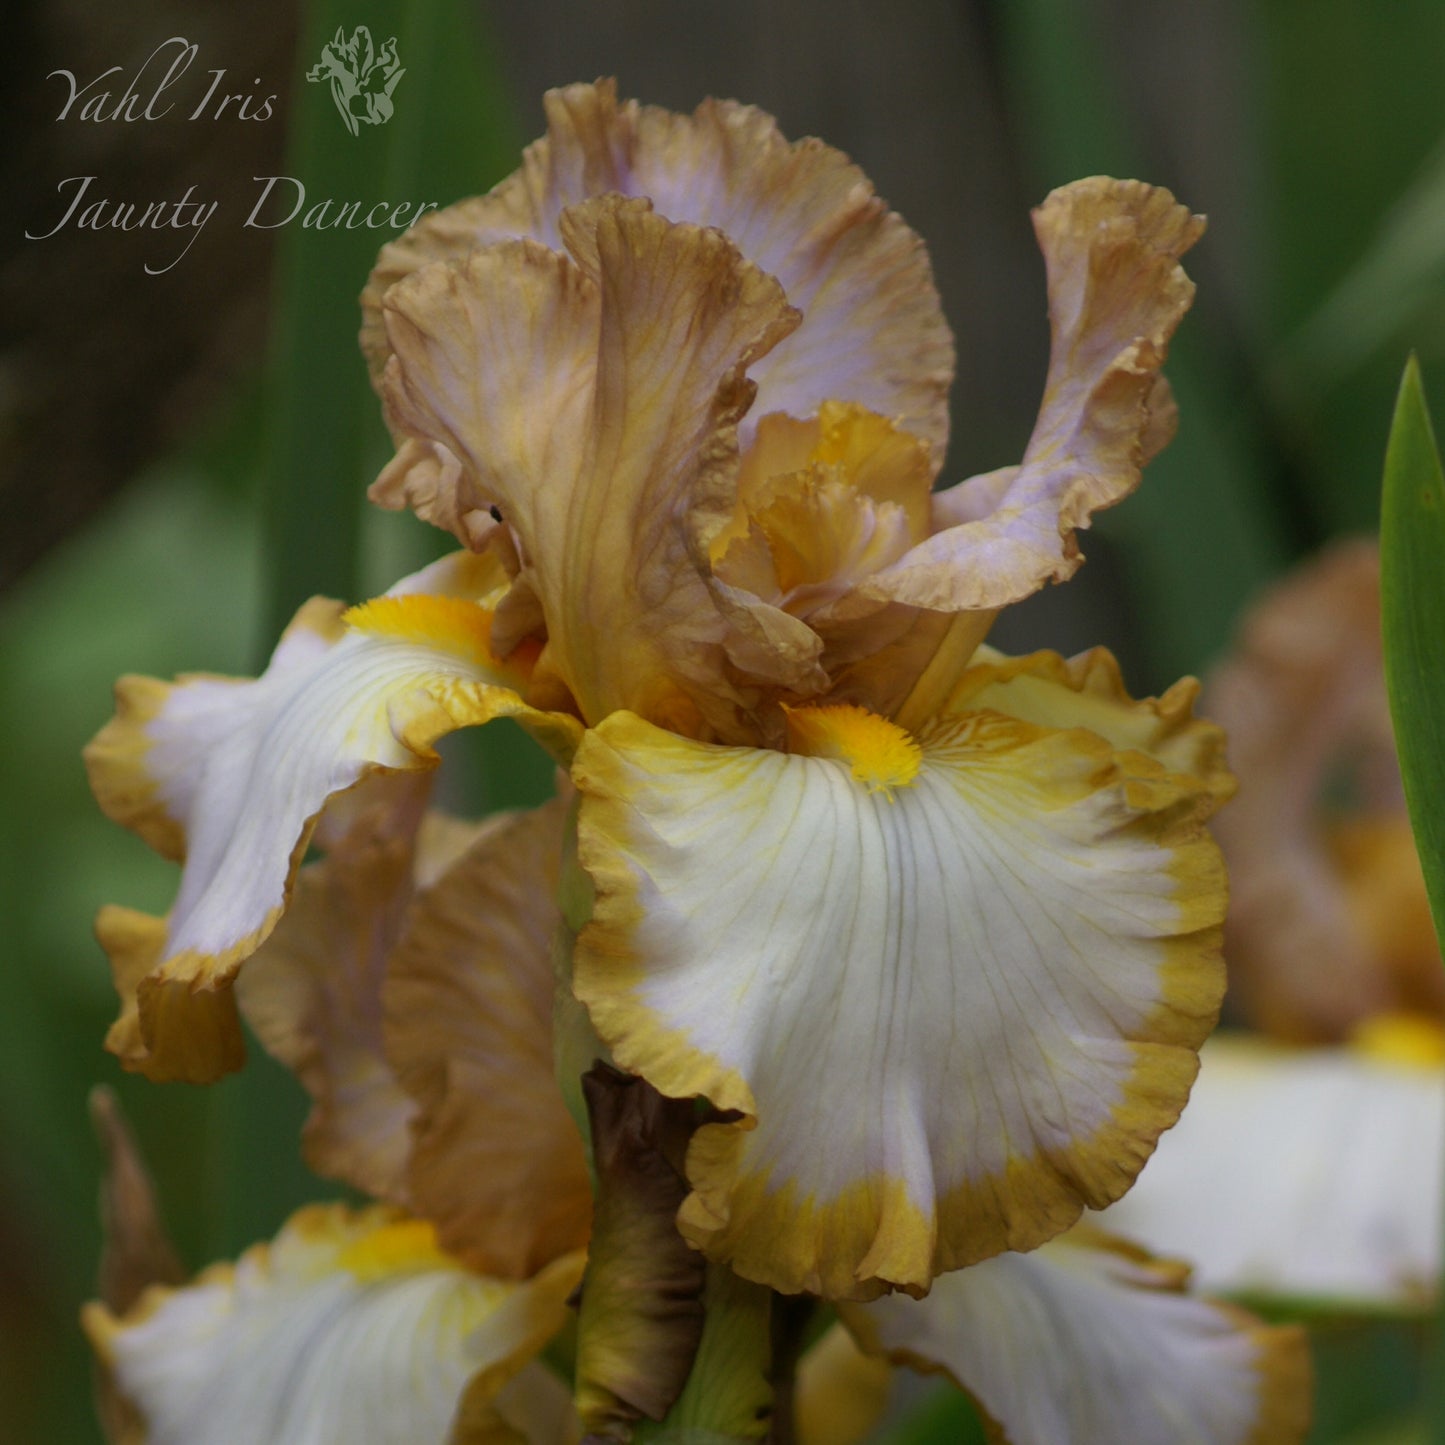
[305,26,405,136]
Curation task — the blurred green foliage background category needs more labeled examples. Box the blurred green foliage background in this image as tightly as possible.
[4,0,1445,1438]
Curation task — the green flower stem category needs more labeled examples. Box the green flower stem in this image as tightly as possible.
[1378,356,1445,1444]
[636,1267,776,1444]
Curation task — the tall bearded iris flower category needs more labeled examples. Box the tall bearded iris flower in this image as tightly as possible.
[85,80,1308,1439]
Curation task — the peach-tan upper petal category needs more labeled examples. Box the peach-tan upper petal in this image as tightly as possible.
[378,196,800,734]
[863,179,1202,613]
[362,79,952,461]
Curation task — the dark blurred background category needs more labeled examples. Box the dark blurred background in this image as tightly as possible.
[4,1,1444,1437]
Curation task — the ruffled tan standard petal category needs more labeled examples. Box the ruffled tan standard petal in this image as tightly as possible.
[85,552,582,1084]
[1206,538,1444,1040]
[84,1204,584,1445]
[864,179,1202,612]
[573,655,1228,1300]
[370,239,603,559]
[843,1228,1310,1445]
[379,196,799,733]
[235,784,436,1201]
[1102,1033,1445,1308]
[363,79,952,460]
[385,796,593,1280]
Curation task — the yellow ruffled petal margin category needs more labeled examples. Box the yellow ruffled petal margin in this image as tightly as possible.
[84,1204,584,1445]
[841,1227,1310,1445]
[933,642,1233,800]
[573,648,1229,1300]
[84,551,582,1084]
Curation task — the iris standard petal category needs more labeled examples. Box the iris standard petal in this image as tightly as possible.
[362,79,952,459]
[378,196,798,733]
[864,179,1202,613]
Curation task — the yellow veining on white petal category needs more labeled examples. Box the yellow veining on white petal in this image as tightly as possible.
[574,676,1227,1300]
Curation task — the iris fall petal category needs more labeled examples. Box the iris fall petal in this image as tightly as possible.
[385,796,594,1280]
[84,552,580,1083]
[572,660,1227,1299]
[842,1228,1310,1445]
[1102,1034,1445,1307]
[84,1204,584,1445]
[236,783,434,1201]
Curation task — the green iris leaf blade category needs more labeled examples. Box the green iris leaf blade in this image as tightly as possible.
[1380,356,1445,954]
[1378,354,1445,1445]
